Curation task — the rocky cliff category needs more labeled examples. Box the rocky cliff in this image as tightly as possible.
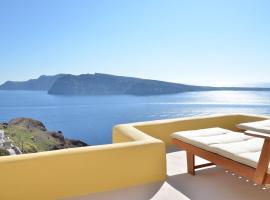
[0,118,87,154]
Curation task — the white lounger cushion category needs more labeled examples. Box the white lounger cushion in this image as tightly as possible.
[237,120,270,135]
[171,127,270,174]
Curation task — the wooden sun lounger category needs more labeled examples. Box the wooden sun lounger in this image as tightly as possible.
[172,129,270,185]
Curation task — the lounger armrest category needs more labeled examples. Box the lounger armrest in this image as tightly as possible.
[244,130,270,139]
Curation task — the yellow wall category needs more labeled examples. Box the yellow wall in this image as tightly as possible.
[0,141,166,200]
[132,113,268,146]
[0,113,268,199]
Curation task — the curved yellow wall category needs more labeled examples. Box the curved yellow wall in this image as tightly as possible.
[0,113,267,199]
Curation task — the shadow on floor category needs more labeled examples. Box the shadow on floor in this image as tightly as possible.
[66,152,270,200]
[167,167,270,200]
[65,182,164,200]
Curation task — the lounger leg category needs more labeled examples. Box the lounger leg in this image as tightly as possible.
[187,152,195,175]
[254,139,270,184]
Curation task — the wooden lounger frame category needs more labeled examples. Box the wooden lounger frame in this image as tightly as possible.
[172,133,270,185]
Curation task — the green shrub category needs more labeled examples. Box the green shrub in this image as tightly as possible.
[0,148,10,156]
[23,143,38,153]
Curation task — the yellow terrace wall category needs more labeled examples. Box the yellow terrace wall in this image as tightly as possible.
[131,113,269,146]
[0,113,268,199]
[0,125,166,200]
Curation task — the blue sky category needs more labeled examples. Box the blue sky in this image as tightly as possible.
[0,0,269,86]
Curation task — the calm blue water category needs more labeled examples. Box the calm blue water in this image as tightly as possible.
[0,90,270,145]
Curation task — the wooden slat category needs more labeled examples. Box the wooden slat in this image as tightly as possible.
[194,163,215,169]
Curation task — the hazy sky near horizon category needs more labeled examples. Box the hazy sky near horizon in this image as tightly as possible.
[0,0,269,86]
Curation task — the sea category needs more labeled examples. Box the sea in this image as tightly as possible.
[0,90,270,145]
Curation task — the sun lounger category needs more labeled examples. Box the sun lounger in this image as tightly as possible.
[171,124,270,185]
[237,120,270,134]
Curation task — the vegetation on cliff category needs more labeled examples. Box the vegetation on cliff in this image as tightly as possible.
[0,118,87,154]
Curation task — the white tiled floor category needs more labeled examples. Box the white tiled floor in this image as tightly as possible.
[66,150,270,200]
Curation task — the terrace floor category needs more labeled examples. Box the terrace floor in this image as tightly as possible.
[66,148,270,200]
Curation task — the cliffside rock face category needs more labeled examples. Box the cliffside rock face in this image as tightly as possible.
[49,131,65,141]
[48,131,88,150]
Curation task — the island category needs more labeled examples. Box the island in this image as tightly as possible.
[1,73,270,96]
